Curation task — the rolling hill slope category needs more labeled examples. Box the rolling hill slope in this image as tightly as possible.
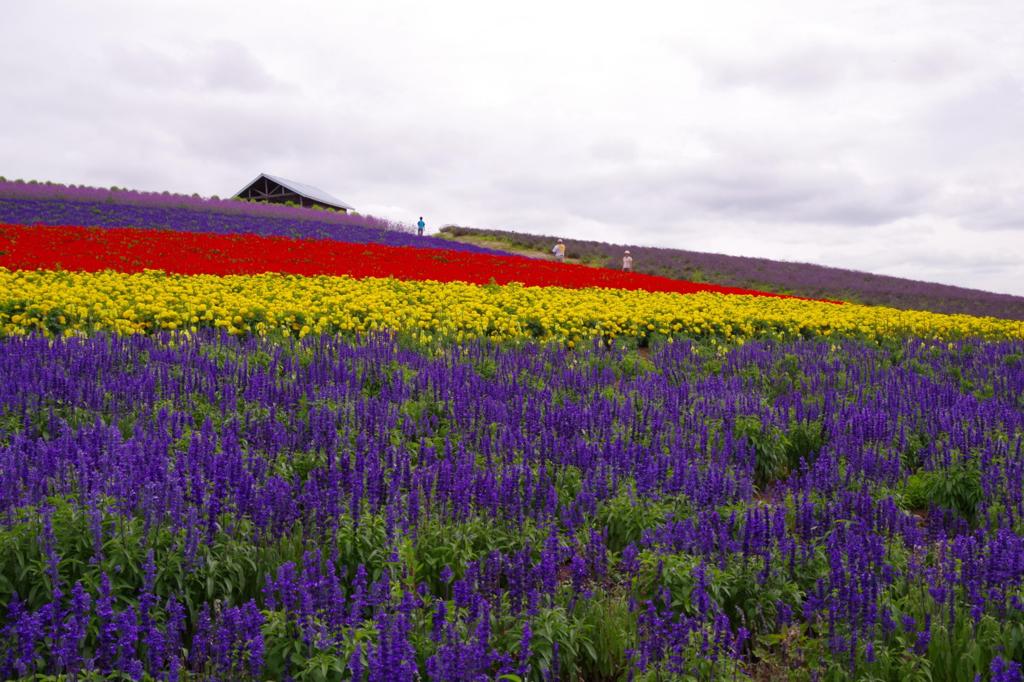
[440,225,1024,320]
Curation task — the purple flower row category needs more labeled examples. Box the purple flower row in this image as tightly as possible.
[0,180,510,256]
[0,332,1022,678]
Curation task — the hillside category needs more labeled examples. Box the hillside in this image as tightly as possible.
[440,225,1024,321]
[1,180,1024,681]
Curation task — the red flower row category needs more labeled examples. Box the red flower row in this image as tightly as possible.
[0,223,799,299]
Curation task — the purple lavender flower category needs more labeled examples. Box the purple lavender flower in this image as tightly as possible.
[992,656,1024,682]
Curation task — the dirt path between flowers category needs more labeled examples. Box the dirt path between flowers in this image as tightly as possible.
[436,232,599,267]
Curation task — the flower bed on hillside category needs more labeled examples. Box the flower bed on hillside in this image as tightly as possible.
[439,226,1024,320]
[0,196,510,255]
[1,269,1019,342]
[0,223,789,297]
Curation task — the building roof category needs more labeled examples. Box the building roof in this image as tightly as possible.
[237,173,355,211]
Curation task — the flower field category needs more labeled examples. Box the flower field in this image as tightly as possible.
[0,223,779,295]
[439,226,1024,321]
[1,269,1021,345]
[1,204,1024,681]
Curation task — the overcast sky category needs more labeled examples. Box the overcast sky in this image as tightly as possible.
[2,1,1022,295]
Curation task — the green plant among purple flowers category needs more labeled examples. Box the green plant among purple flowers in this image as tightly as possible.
[1,331,1023,679]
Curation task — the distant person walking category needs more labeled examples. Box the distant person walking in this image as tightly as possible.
[417,217,426,236]
[552,239,566,262]
[622,250,633,272]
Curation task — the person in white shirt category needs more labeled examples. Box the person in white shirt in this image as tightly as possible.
[552,239,566,262]
[622,250,633,272]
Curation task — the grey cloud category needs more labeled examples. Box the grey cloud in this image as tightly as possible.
[919,75,1024,232]
[174,106,326,162]
[878,248,1020,271]
[200,41,282,92]
[589,138,639,163]
[105,45,188,90]
[680,165,932,225]
[106,41,284,94]
[492,157,933,229]
[947,188,1024,232]
[697,40,973,93]
[704,46,849,93]
[922,76,1024,160]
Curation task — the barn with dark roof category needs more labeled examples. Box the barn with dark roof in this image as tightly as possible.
[234,173,355,213]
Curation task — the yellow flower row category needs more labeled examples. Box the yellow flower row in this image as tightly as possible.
[0,268,1021,343]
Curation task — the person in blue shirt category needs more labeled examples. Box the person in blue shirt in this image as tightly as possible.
[417,217,426,236]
